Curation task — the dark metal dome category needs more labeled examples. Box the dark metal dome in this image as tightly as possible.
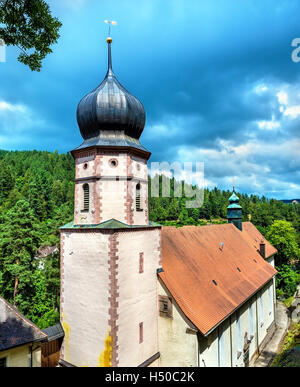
[76,39,146,140]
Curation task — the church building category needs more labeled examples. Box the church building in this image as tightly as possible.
[59,36,277,367]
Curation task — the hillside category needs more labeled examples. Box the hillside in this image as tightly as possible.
[0,150,299,328]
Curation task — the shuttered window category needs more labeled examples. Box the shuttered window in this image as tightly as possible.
[136,183,141,211]
[83,183,89,211]
[159,295,172,318]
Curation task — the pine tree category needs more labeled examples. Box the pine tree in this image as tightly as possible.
[0,200,41,314]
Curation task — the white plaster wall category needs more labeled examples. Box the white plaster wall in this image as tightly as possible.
[231,303,248,367]
[158,280,198,367]
[199,329,218,367]
[0,344,41,367]
[219,318,231,367]
[117,229,161,367]
[100,153,127,176]
[199,282,275,368]
[75,156,95,179]
[61,231,110,367]
[248,298,258,361]
[74,181,96,225]
[130,156,148,181]
[257,281,274,347]
[100,179,127,223]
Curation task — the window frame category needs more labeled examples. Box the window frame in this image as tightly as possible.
[0,357,7,367]
[159,295,173,318]
[82,183,90,212]
[135,183,143,212]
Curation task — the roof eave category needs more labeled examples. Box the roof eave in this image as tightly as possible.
[202,273,277,337]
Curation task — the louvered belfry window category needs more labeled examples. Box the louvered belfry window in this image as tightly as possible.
[83,183,89,211]
[136,183,141,210]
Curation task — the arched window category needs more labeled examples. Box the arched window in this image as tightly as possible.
[136,183,141,211]
[83,183,89,211]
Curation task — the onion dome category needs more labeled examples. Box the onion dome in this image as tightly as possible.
[76,37,146,143]
[228,191,241,208]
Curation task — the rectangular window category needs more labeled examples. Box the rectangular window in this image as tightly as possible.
[139,253,144,274]
[139,322,143,344]
[268,286,272,315]
[236,313,242,354]
[159,295,172,318]
[249,302,254,337]
[0,357,7,367]
[219,328,225,367]
[259,293,264,326]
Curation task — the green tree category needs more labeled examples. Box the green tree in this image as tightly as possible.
[0,0,62,71]
[0,200,41,314]
[0,160,14,200]
[266,220,300,266]
[275,264,300,299]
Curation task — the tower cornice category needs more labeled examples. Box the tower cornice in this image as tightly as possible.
[71,145,151,161]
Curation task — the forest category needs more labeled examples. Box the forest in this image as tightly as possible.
[0,150,299,328]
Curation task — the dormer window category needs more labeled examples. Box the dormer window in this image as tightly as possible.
[82,183,89,211]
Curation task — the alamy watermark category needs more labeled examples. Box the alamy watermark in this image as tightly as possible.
[291,38,300,63]
[0,38,6,63]
[149,161,204,209]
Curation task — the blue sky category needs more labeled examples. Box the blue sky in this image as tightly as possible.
[0,0,300,199]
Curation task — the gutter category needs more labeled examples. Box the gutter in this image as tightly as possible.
[203,275,277,337]
[0,336,47,353]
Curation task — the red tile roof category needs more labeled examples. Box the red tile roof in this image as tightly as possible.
[0,296,47,350]
[241,222,277,258]
[159,222,277,335]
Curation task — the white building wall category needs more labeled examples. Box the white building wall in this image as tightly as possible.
[257,281,275,348]
[158,280,198,367]
[198,279,275,367]
[117,229,161,367]
[100,179,128,223]
[199,329,218,367]
[60,230,110,367]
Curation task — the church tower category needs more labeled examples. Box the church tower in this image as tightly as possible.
[227,190,243,231]
[60,35,161,367]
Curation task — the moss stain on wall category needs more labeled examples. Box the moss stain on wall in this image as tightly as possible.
[62,315,71,362]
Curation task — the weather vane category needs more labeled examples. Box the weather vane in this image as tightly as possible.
[232,178,236,191]
[104,20,117,38]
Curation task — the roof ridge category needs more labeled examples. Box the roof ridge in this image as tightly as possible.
[0,295,47,339]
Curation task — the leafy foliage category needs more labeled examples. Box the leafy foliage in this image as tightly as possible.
[275,264,300,299]
[0,0,62,71]
[266,220,300,266]
[0,150,73,327]
[271,322,300,367]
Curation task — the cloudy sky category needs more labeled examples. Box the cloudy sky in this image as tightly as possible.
[0,0,300,199]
